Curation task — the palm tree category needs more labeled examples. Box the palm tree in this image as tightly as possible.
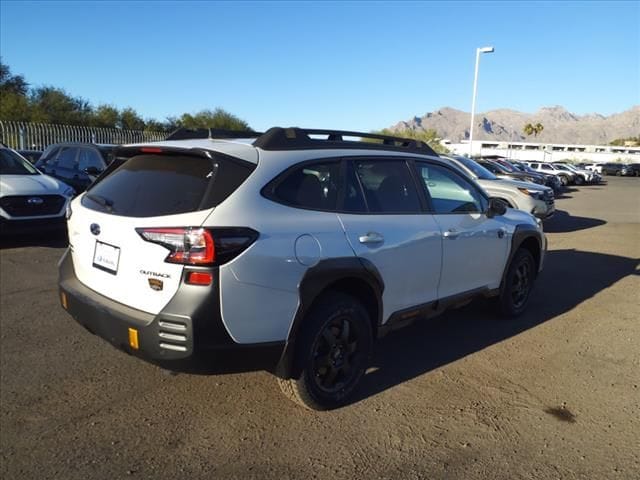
[523,123,535,137]
[533,122,544,137]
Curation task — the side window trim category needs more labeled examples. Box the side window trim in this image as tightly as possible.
[340,158,370,213]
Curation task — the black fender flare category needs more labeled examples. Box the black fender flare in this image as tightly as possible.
[274,257,384,379]
[501,224,545,288]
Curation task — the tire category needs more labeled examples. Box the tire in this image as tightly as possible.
[278,292,373,410]
[616,170,622,176]
[559,175,568,186]
[497,248,536,317]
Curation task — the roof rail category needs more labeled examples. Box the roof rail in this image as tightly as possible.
[165,128,263,141]
[252,127,439,156]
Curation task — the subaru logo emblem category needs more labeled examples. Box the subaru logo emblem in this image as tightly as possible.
[90,223,101,236]
[27,197,44,205]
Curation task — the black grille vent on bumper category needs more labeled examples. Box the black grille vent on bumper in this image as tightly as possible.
[0,195,65,217]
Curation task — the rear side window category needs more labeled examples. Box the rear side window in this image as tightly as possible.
[82,153,255,217]
[269,161,341,211]
[354,159,421,213]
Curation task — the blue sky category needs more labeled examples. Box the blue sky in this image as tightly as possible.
[1,0,639,131]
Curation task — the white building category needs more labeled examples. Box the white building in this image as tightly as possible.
[443,140,640,163]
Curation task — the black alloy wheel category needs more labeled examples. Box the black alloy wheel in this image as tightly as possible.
[278,292,373,410]
[497,248,536,317]
[311,316,359,394]
[510,258,532,310]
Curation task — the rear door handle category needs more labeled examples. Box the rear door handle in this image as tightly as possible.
[358,232,384,244]
[443,229,459,239]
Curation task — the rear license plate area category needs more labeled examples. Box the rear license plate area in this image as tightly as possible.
[93,240,120,275]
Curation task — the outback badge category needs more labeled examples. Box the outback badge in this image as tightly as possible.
[148,278,163,291]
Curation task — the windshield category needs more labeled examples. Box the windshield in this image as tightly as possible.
[480,160,509,174]
[0,149,40,175]
[497,161,517,172]
[453,156,497,180]
[554,164,571,171]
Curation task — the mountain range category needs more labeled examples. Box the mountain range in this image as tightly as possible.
[389,106,640,145]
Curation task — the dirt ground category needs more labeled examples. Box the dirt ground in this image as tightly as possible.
[1,176,638,480]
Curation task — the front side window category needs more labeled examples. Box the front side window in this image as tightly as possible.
[353,159,421,213]
[78,148,105,172]
[56,147,78,169]
[39,146,60,165]
[417,162,487,214]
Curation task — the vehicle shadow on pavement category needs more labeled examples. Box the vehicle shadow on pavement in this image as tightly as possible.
[0,230,69,250]
[353,249,639,406]
[554,187,578,200]
[543,210,606,233]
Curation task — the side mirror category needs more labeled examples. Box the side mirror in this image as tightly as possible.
[84,166,102,175]
[487,198,508,218]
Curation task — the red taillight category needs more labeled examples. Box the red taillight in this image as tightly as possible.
[186,271,212,286]
[140,147,163,153]
[136,227,258,266]
[136,228,215,265]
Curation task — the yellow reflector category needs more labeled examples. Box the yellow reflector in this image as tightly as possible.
[128,328,139,350]
[61,292,68,310]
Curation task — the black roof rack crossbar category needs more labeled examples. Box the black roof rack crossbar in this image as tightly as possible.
[166,128,263,141]
[252,127,439,156]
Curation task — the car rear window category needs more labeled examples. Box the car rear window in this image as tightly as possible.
[81,153,255,217]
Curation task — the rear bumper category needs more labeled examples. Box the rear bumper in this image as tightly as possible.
[58,249,284,372]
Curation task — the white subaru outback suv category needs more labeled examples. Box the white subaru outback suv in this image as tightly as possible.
[59,128,546,410]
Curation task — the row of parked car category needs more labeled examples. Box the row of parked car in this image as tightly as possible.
[2,139,637,236]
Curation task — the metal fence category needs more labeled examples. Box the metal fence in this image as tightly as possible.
[0,121,168,150]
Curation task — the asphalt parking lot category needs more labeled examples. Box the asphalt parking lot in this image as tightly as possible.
[1,177,638,480]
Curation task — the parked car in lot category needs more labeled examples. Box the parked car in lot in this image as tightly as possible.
[35,143,117,193]
[525,162,575,186]
[443,155,555,220]
[0,146,75,235]
[551,162,599,184]
[577,163,603,174]
[58,127,546,410]
[627,163,640,176]
[500,160,562,192]
[17,149,43,164]
[476,159,546,186]
[600,163,634,176]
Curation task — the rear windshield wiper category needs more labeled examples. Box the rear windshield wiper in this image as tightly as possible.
[85,193,114,212]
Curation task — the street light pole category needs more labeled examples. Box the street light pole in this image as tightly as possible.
[469,46,494,157]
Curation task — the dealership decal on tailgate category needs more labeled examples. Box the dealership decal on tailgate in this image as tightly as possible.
[93,241,121,275]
